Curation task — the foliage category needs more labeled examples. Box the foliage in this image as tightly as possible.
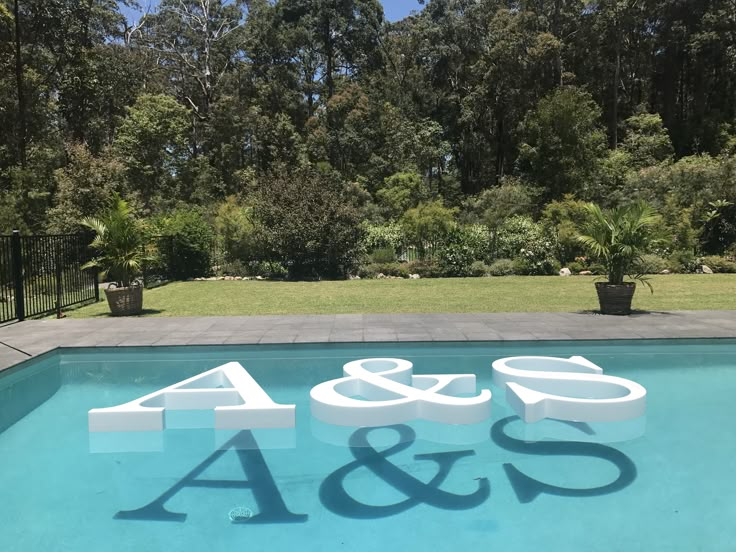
[437,225,489,276]
[154,207,215,280]
[577,201,661,286]
[469,261,489,277]
[488,259,515,277]
[113,94,190,211]
[699,256,736,274]
[81,197,144,288]
[369,247,397,264]
[358,262,409,279]
[518,87,608,203]
[404,259,444,279]
[214,196,256,264]
[461,178,535,228]
[621,113,674,169]
[631,254,672,275]
[47,144,125,233]
[400,200,458,258]
[250,165,364,279]
[540,196,593,264]
[375,172,429,219]
[4,0,736,270]
[495,216,556,265]
[361,222,406,253]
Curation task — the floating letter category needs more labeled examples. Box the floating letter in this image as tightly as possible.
[310,358,491,427]
[492,355,646,423]
[89,362,295,432]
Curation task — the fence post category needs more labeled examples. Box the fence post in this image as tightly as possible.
[54,240,62,319]
[94,269,100,302]
[10,230,24,322]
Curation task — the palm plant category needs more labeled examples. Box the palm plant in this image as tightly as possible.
[577,201,660,288]
[82,197,144,288]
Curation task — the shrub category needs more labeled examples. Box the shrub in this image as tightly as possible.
[400,200,458,258]
[488,258,515,276]
[362,222,406,252]
[358,262,409,278]
[369,247,397,263]
[405,259,444,278]
[632,254,670,274]
[495,215,556,259]
[214,196,256,264]
[540,196,592,264]
[250,165,364,279]
[469,261,489,277]
[461,224,491,260]
[699,255,736,273]
[154,207,215,280]
[512,255,560,276]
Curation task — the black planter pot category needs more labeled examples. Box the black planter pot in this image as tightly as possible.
[595,282,636,315]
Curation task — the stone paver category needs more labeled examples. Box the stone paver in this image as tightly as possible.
[1,309,735,371]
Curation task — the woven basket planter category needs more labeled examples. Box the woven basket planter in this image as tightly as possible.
[104,284,143,316]
[595,282,636,315]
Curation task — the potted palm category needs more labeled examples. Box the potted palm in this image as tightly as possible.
[577,201,659,315]
[82,197,145,316]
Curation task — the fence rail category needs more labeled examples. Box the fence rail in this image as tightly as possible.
[0,231,98,323]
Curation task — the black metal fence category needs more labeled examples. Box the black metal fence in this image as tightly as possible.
[0,231,99,323]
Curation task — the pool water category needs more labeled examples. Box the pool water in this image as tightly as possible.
[1,340,735,551]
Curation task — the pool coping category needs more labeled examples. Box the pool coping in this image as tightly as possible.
[1,310,735,372]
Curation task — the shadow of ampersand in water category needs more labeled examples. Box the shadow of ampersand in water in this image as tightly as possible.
[491,416,638,504]
[115,430,308,524]
[319,424,490,519]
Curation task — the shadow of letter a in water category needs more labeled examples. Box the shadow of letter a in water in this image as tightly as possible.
[491,416,638,504]
[320,425,490,519]
[115,431,308,524]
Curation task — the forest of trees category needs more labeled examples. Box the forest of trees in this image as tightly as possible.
[1,0,736,278]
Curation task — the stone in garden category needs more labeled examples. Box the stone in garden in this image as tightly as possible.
[235,276,243,280]
[579,270,593,275]
[702,265,713,274]
[559,268,572,277]
[660,269,670,274]
[377,273,386,279]
[409,274,420,279]
[256,275,265,280]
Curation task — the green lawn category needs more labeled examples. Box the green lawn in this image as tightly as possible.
[65,274,736,318]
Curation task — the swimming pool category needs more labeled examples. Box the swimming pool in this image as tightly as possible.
[1,340,734,551]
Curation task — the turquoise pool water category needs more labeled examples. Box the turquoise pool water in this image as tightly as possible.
[1,340,735,551]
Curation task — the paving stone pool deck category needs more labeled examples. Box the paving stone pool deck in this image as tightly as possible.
[1,310,735,372]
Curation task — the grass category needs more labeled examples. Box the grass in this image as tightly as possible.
[64,274,736,318]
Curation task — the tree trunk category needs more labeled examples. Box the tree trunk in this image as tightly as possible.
[552,0,563,86]
[611,25,621,149]
[13,0,26,168]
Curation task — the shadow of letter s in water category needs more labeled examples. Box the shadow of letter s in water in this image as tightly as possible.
[491,416,637,504]
[115,430,307,524]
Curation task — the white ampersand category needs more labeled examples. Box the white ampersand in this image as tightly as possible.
[310,358,492,427]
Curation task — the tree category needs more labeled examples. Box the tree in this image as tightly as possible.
[46,143,126,233]
[250,165,364,279]
[400,200,458,258]
[620,112,674,168]
[375,172,429,219]
[280,0,384,99]
[114,94,191,210]
[518,86,608,202]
